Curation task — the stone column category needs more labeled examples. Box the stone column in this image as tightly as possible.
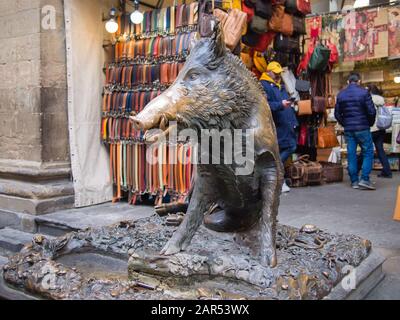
[0,0,74,219]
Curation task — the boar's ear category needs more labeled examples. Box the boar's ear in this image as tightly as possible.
[211,21,226,59]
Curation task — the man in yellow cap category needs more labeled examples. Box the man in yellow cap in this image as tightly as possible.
[259,60,299,193]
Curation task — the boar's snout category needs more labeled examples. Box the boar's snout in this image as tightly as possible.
[130,88,180,131]
[130,117,149,131]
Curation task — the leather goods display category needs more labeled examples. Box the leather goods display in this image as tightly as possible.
[317,125,340,149]
[325,73,336,109]
[292,16,306,35]
[254,0,273,19]
[286,155,323,187]
[268,5,293,36]
[241,0,255,22]
[308,43,331,72]
[312,96,326,113]
[104,3,197,204]
[199,0,216,37]
[250,15,269,34]
[320,162,344,183]
[285,0,312,16]
[218,6,248,50]
[273,33,300,53]
[297,99,312,116]
[242,28,276,52]
[298,123,308,146]
[295,78,310,92]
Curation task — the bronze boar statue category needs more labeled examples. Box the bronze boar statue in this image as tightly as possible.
[130,27,284,267]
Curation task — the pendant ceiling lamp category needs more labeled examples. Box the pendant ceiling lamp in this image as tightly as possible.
[131,0,144,25]
[105,7,119,34]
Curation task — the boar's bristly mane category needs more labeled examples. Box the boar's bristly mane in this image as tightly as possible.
[176,28,268,133]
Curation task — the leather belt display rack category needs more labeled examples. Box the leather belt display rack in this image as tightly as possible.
[102,2,198,205]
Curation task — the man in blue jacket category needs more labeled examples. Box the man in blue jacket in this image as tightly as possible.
[335,72,376,190]
[260,61,298,193]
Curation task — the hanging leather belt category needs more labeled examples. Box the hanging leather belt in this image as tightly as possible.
[104,4,199,204]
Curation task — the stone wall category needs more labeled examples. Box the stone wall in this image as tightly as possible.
[0,0,74,217]
[0,0,69,164]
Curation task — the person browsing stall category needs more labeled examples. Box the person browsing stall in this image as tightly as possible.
[258,60,298,193]
[334,72,376,190]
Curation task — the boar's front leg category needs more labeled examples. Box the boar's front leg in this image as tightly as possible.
[259,159,284,268]
[161,174,213,255]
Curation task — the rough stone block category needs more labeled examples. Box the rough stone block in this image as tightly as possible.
[0,89,17,113]
[17,0,41,11]
[16,59,41,88]
[0,227,34,252]
[15,86,41,113]
[0,37,16,64]
[40,31,66,64]
[11,9,41,37]
[15,33,40,61]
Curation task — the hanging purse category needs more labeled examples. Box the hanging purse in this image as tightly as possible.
[312,96,326,113]
[250,15,269,34]
[292,16,306,35]
[308,42,331,72]
[298,123,308,146]
[297,100,312,116]
[254,0,273,19]
[268,5,293,36]
[198,0,216,37]
[224,8,249,49]
[285,0,312,16]
[317,125,339,149]
[295,79,311,93]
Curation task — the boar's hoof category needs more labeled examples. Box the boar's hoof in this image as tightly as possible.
[261,249,278,268]
[204,210,259,233]
[160,240,182,256]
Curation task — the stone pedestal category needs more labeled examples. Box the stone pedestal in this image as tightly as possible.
[0,1,73,217]
[1,216,380,300]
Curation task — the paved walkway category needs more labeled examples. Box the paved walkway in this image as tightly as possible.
[278,171,400,300]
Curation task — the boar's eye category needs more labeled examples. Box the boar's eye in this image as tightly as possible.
[184,69,201,82]
[189,72,200,81]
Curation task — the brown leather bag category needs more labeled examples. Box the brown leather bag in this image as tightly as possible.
[312,96,326,113]
[223,8,248,50]
[297,100,312,116]
[317,126,339,149]
[287,155,323,187]
[268,5,293,36]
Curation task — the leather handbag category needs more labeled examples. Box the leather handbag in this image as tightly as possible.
[295,79,310,92]
[312,96,326,113]
[320,162,344,183]
[199,0,216,37]
[317,126,339,149]
[254,0,273,19]
[308,43,331,72]
[298,123,308,146]
[213,8,228,25]
[242,0,255,22]
[224,7,248,49]
[285,0,312,16]
[297,99,312,116]
[292,16,306,35]
[287,155,323,187]
[214,3,247,50]
[250,15,269,34]
[274,33,300,53]
[268,5,293,36]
